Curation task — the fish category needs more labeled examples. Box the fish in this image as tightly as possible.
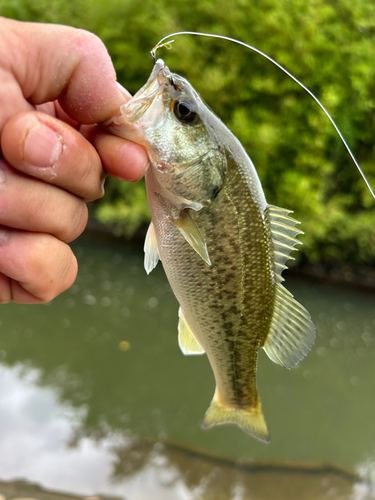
[106,59,315,442]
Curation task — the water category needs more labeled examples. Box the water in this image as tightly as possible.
[0,231,374,498]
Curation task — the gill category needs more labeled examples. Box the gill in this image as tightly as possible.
[151,31,375,201]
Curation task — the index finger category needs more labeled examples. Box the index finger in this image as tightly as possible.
[0,17,126,129]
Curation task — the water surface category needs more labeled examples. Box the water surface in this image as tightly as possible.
[0,231,374,497]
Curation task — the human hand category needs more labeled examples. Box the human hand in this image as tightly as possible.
[0,17,148,304]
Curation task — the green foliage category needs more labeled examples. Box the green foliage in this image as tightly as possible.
[1,0,375,266]
[96,177,150,238]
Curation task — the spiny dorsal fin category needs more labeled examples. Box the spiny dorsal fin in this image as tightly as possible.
[266,205,303,284]
[178,307,205,355]
[144,221,160,274]
[264,284,315,369]
[172,211,211,266]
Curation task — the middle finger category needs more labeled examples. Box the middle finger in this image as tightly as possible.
[0,160,88,243]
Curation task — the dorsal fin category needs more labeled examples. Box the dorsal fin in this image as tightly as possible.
[263,205,315,369]
[178,307,205,355]
[266,205,303,284]
[263,283,315,368]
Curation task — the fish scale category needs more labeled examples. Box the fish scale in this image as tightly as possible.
[147,151,274,419]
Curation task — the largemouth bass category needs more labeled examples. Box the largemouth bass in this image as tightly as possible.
[107,59,315,442]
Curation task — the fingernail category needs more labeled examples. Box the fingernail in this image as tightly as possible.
[23,117,63,167]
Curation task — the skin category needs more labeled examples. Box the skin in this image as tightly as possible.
[0,17,148,304]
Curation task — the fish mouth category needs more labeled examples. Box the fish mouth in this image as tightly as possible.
[120,59,169,125]
[101,59,171,144]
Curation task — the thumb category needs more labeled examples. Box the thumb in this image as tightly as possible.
[0,17,125,126]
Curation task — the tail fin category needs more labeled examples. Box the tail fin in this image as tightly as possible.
[202,390,270,443]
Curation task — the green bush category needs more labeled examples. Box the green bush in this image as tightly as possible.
[1,0,374,266]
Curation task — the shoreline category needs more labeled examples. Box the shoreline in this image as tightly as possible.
[84,218,375,292]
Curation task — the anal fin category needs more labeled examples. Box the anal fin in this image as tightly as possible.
[178,307,205,355]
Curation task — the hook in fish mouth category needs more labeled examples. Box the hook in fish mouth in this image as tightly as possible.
[150,39,176,63]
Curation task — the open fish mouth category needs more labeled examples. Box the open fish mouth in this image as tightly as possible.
[102,59,170,138]
[120,59,169,125]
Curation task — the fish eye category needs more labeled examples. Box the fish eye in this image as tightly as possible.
[173,99,198,124]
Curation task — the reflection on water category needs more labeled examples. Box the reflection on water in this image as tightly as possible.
[0,363,373,500]
[0,363,115,495]
[112,436,375,500]
[0,231,374,498]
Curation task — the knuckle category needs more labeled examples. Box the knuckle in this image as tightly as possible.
[28,186,49,224]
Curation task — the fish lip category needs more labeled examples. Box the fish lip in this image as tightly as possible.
[120,59,169,125]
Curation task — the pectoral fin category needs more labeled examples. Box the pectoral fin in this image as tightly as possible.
[144,221,160,274]
[172,211,211,266]
[178,307,205,355]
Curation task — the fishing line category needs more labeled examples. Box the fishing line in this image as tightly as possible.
[151,31,375,200]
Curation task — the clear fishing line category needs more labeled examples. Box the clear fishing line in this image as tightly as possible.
[151,31,375,200]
